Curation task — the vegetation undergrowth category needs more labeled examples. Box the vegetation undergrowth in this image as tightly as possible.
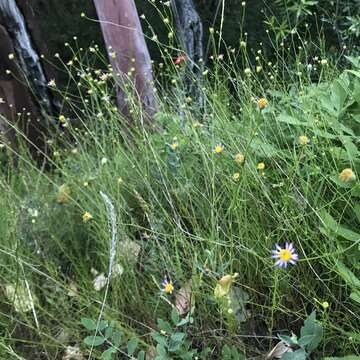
[1,7,360,360]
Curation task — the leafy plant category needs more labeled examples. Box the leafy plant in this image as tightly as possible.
[81,317,144,359]
[278,312,323,359]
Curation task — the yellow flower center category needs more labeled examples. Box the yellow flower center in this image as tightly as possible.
[214,145,223,154]
[164,282,174,294]
[279,249,292,262]
[258,98,268,109]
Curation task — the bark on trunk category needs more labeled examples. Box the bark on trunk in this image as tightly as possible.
[171,0,204,104]
[93,0,158,119]
[0,0,53,155]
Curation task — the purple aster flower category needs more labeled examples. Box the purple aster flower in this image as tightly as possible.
[272,242,298,268]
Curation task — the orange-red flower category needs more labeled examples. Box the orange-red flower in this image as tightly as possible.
[174,55,187,65]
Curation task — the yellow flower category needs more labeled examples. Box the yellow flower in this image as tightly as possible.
[82,212,93,222]
[234,153,245,164]
[213,144,224,154]
[58,115,66,123]
[192,122,203,128]
[170,142,178,150]
[339,168,356,183]
[232,172,240,181]
[57,184,71,204]
[298,135,310,145]
[257,98,268,109]
[257,162,265,170]
[161,278,174,294]
[214,273,239,299]
[322,301,329,310]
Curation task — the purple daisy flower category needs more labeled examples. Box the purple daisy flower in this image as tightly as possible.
[272,242,298,268]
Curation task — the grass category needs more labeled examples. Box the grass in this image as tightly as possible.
[1,16,360,359]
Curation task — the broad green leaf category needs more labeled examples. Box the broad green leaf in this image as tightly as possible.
[98,320,109,331]
[102,347,117,360]
[151,332,168,347]
[170,332,186,343]
[157,319,173,333]
[111,330,123,347]
[171,308,180,325]
[281,348,307,360]
[84,335,105,347]
[81,317,96,331]
[137,350,145,360]
[300,311,323,352]
[350,291,360,304]
[105,326,113,339]
[127,337,139,356]
[353,204,360,223]
[320,210,360,242]
[336,261,360,289]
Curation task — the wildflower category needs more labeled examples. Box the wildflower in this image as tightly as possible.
[58,115,66,123]
[209,27,215,34]
[232,172,240,181]
[170,142,178,150]
[257,162,265,170]
[213,144,224,154]
[257,98,268,109]
[101,157,108,165]
[163,17,170,24]
[174,54,186,65]
[298,135,310,145]
[256,66,262,73]
[47,79,56,87]
[109,51,116,59]
[322,301,329,310]
[320,59,328,66]
[80,12,85,17]
[244,68,251,76]
[93,273,107,291]
[339,168,356,182]
[240,41,247,48]
[234,153,245,164]
[100,73,110,81]
[272,242,298,268]
[67,60,73,66]
[161,277,174,294]
[82,211,93,222]
[57,184,71,204]
[0,97,5,104]
[214,273,239,299]
[118,177,123,184]
[8,53,14,60]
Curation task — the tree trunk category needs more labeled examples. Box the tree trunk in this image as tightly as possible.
[0,0,53,155]
[93,0,158,120]
[171,0,204,104]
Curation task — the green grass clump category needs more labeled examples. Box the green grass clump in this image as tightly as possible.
[1,34,360,359]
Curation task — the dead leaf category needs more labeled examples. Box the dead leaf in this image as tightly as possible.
[214,273,239,299]
[119,240,141,264]
[175,281,192,315]
[266,341,293,359]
